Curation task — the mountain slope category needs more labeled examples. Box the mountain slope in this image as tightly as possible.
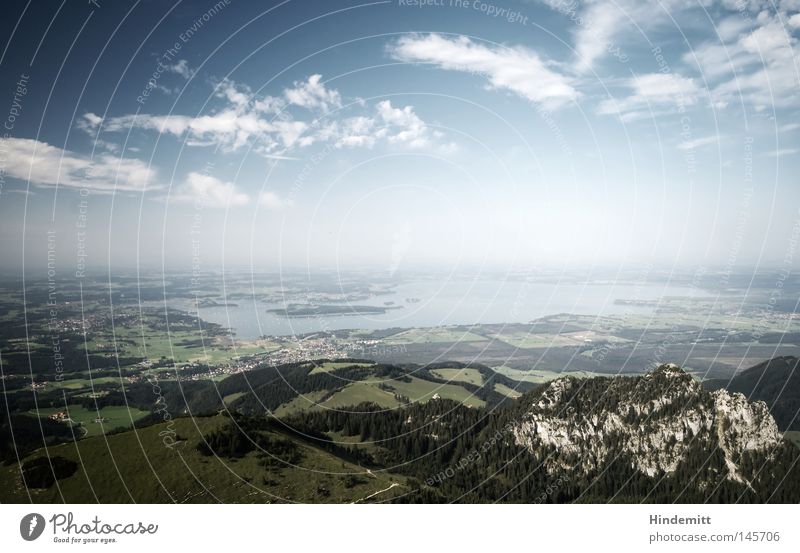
[704,356,800,431]
[512,365,783,491]
[6,364,799,503]
[292,364,800,502]
[0,413,408,503]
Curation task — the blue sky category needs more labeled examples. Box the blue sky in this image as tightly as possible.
[0,0,798,274]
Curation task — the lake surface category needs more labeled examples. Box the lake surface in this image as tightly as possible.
[150,278,712,339]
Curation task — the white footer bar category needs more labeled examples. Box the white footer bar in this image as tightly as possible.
[2,504,798,552]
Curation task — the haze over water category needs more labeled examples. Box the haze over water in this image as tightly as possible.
[157,278,711,338]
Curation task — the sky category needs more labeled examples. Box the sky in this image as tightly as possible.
[0,0,798,276]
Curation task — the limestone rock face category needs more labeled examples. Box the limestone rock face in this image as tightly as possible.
[509,365,781,486]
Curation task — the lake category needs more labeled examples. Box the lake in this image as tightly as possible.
[149,277,712,339]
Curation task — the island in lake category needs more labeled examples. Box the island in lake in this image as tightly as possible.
[268,303,402,318]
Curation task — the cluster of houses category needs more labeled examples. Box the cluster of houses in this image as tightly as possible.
[48,411,108,424]
[48,411,70,422]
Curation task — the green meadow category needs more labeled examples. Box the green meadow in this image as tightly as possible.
[0,415,407,503]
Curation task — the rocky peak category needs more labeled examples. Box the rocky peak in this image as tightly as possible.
[649,362,690,379]
[509,364,783,488]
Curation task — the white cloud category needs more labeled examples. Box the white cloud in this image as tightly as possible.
[213,79,252,111]
[540,0,797,77]
[633,73,702,101]
[540,0,716,72]
[258,190,292,210]
[82,112,103,128]
[715,15,754,42]
[78,78,323,158]
[376,100,437,148]
[573,1,626,73]
[0,137,156,193]
[677,135,720,150]
[323,101,453,152]
[720,0,800,12]
[598,73,704,120]
[82,106,294,157]
[79,75,453,159]
[688,11,800,110]
[742,14,794,54]
[284,74,342,113]
[333,115,381,148]
[170,172,249,207]
[684,40,751,80]
[389,33,578,108]
[766,147,800,156]
[167,59,195,79]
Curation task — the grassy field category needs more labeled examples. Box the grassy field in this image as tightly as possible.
[494,383,523,399]
[274,372,487,414]
[0,415,407,503]
[320,382,401,409]
[491,366,599,383]
[383,327,488,344]
[489,329,630,349]
[309,361,375,375]
[274,390,337,415]
[489,332,583,348]
[223,392,246,406]
[430,367,484,386]
[785,431,800,449]
[388,376,485,408]
[29,404,151,437]
[88,326,281,365]
[48,377,126,391]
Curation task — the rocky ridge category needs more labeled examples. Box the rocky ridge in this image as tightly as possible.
[510,364,781,489]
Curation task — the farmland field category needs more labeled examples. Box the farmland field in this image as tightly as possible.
[29,404,151,437]
[430,367,484,386]
[383,327,488,344]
